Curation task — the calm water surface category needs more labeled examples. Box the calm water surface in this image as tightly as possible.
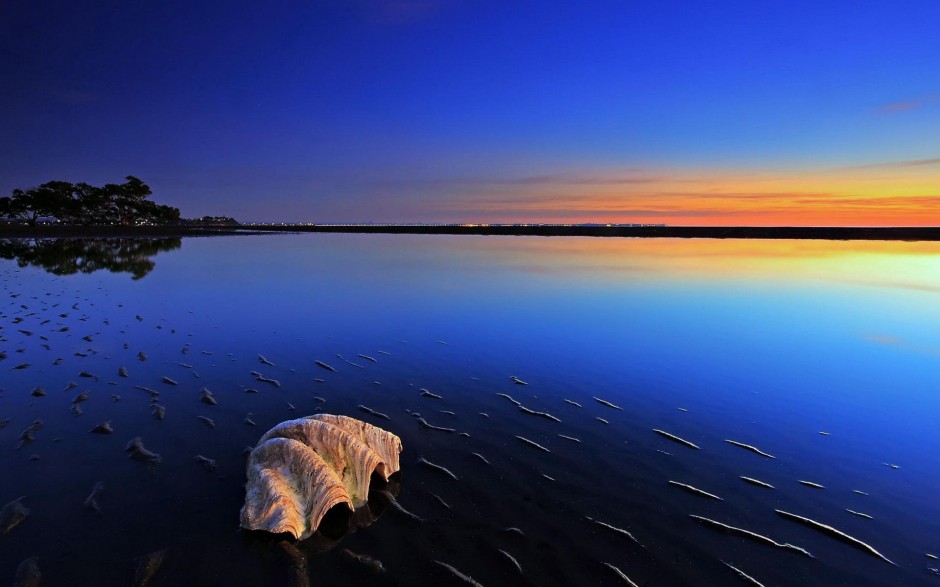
[1,234,939,586]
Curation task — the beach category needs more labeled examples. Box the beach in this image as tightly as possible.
[1,233,938,585]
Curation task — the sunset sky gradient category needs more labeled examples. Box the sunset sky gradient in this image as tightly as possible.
[1,1,938,225]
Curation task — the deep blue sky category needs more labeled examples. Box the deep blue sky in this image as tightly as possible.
[2,1,938,224]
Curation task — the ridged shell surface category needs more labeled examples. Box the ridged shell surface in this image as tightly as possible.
[240,414,402,539]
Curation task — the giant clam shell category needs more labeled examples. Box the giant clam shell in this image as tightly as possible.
[240,414,402,540]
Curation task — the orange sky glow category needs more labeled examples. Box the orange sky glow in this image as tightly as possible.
[429,159,940,226]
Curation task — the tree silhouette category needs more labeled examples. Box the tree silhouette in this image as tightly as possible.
[0,177,180,226]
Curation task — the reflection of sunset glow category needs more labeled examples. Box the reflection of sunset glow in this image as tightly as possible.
[439,236,940,288]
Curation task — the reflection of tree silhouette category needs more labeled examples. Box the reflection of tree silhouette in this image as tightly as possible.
[0,238,181,280]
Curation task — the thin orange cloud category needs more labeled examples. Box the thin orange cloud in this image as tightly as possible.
[877,101,923,113]
[849,157,940,169]
[875,93,940,114]
[864,335,902,345]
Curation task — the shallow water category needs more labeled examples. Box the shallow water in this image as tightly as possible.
[1,234,939,586]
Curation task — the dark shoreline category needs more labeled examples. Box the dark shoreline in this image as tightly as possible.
[2,224,940,241]
[0,225,260,238]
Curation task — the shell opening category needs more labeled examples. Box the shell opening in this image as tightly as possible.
[317,502,354,539]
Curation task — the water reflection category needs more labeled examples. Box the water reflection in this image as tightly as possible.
[0,237,181,280]
[138,476,400,586]
[2,234,940,586]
